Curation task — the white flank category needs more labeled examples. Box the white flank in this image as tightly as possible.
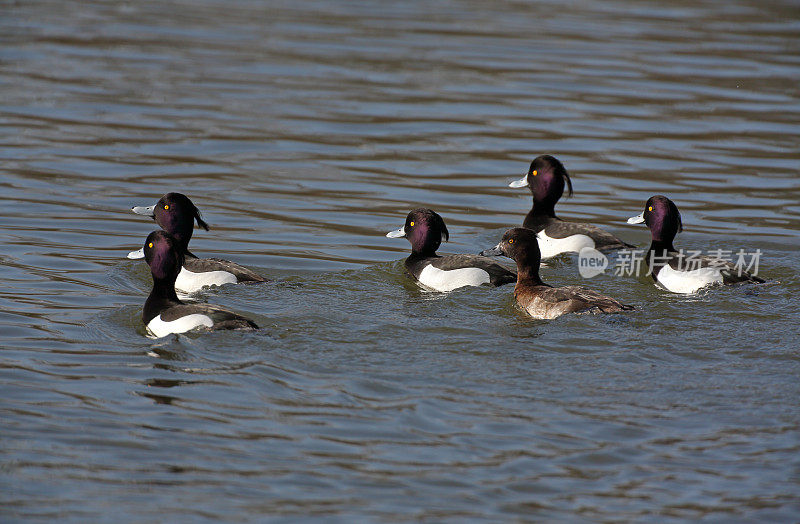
[536,230,594,258]
[656,264,722,294]
[147,313,214,338]
[417,265,490,292]
[175,266,237,293]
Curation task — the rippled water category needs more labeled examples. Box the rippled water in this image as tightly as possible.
[2,0,800,520]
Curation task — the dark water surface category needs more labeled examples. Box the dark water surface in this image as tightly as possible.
[2,0,800,521]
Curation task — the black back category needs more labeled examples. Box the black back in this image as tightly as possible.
[539,219,635,251]
[183,257,266,283]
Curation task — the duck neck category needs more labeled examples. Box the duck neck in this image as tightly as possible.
[408,248,438,260]
[523,201,558,232]
[149,275,181,304]
[143,273,182,325]
[649,238,676,254]
[530,199,556,218]
[166,228,199,258]
[409,239,439,258]
[514,252,545,285]
[171,230,192,254]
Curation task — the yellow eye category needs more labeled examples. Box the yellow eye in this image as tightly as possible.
[164,204,169,210]
[508,238,514,244]
[531,170,538,176]
[648,206,653,211]
[409,221,415,227]
[148,242,153,248]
